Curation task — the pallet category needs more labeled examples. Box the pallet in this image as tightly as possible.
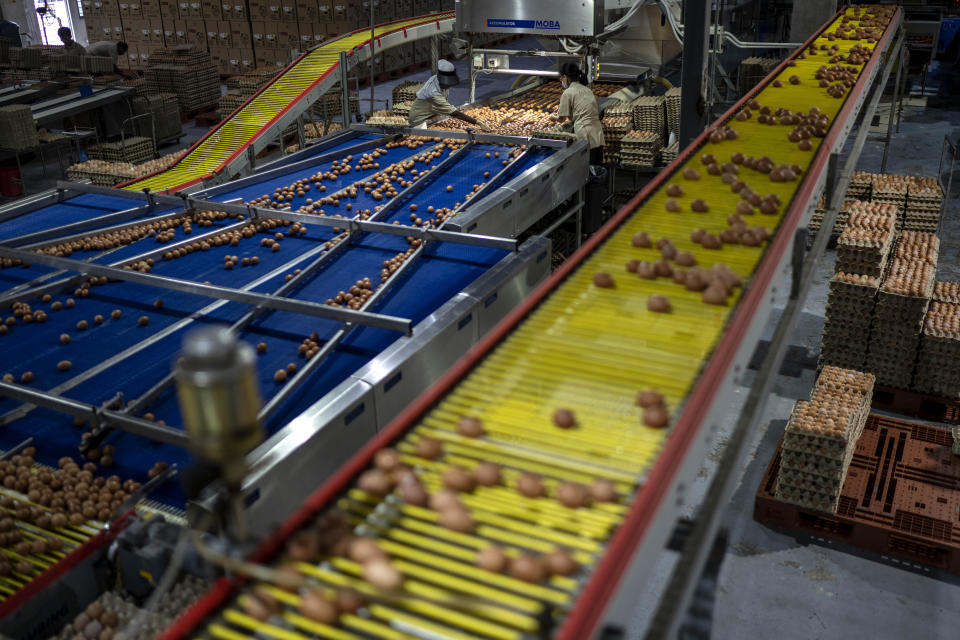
[871,384,960,424]
[194,111,222,127]
[755,414,960,575]
[179,103,219,124]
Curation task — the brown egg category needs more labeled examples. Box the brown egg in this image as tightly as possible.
[335,589,364,614]
[556,482,588,508]
[517,473,545,498]
[110,309,121,320]
[57,361,71,372]
[643,405,670,428]
[589,478,617,502]
[273,369,287,383]
[357,469,392,496]
[20,372,34,384]
[674,251,696,267]
[286,530,320,562]
[429,489,462,512]
[349,537,386,563]
[665,199,681,213]
[552,408,576,429]
[397,477,429,506]
[299,590,339,624]
[798,139,812,151]
[457,416,485,438]
[666,184,683,197]
[682,168,700,181]
[636,261,656,279]
[701,234,722,250]
[647,295,671,313]
[241,594,272,621]
[374,448,401,472]
[544,549,578,576]
[654,261,673,278]
[626,259,640,273]
[363,559,403,590]
[660,243,677,261]
[592,272,615,288]
[256,342,267,353]
[509,555,546,583]
[137,316,149,326]
[60,334,70,344]
[691,229,707,244]
[636,390,664,408]
[442,467,475,492]
[690,199,709,213]
[473,462,502,487]
[415,437,443,460]
[476,545,508,573]
[702,284,728,305]
[438,507,474,532]
[631,232,652,248]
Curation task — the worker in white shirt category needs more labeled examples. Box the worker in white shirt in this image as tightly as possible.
[552,62,605,166]
[85,40,129,74]
[407,60,492,131]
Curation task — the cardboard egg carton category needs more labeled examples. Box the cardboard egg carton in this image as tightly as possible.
[933,281,960,304]
[630,95,665,139]
[665,87,681,136]
[0,104,39,151]
[391,81,422,105]
[619,129,662,168]
[953,427,960,455]
[780,447,851,478]
[661,140,679,164]
[774,482,842,513]
[914,301,960,396]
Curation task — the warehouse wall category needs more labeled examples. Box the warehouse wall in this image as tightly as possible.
[790,0,837,42]
[0,0,44,47]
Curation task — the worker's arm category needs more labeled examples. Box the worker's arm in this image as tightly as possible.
[450,110,492,132]
[429,96,492,132]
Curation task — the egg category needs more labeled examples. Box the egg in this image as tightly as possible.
[363,559,403,590]
[397,477,429,506]
[374,448,401,471]
[592,272,615,288]
[349,537,386,563]
[517,473,545,498]
[589,478,617,502]
[636,390,664,408]
[60,334,70,344]
[660,243,677,260]
[442,466,475,492]
[682,168,700,180]
[552,408,576,429]
[241,594,272,621]
[509,555,545,583]
[690,199,709,213]
[556,482,588,508]
[665,184,683,197]
[429,489,462,511]
[137,316,149,326]
[335,589,365,614]
[286,530,320,561]
[57,361,71,372]
[643,405,670,428]
[414,437,443,460]
[647,295,671,313]
[357,469,392,496]
[674,251,696,267]
[457,415,485,438]
[273,369,287,383]
[299,590,338,624]
[467,545,510,577]
[438,507,474,532]
[702,284,728,306]
[631,232,652,248]
[544,549,578,576]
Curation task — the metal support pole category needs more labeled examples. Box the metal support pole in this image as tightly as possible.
[881,33,903,173]
[468,34,476,104]
[369,0,376,118]
[339,51,351,125]
[430,35,439,76]
[679,0,711,149]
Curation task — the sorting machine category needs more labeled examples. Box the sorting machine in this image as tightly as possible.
[147,6,901,640]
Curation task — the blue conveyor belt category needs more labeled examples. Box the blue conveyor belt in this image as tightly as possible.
[0,133,554,506]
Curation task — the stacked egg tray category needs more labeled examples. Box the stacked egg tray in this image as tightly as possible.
[954,427,960,455]
[631,96,666,142]
[365,111,407,127]
[833,201,898,277]
[865,232,939,388]
[7,47,41,70]
[601,106,631,165]
[660,140,679,164]
[162,7,900,639]
[82,56,115,76]
[391,101,411,121]
[847,170,874,200]
[619,130,662,168]
[776,367,875,513]
[392,81,423,106]
[665,87,681,137]
[144,49,220,113]
[904,178,943,232]
[132,93,182,143]
[870,174,908,228]
[914,299,960,397]
[226,69,281,94]
[87,137,156,165]
[818,271,879,371]
[311,88,359,119]
[630,96,667,140]
[0,104,39,151]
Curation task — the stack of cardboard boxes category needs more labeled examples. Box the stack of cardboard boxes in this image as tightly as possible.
[83,0,457,72]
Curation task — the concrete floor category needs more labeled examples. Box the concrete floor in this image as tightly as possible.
[625,60,960,640]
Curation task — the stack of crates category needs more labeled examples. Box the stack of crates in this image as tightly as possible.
[0,105,39,151]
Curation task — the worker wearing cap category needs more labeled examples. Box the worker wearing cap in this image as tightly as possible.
[407,60,492,131]
[552,62,605,166]
[58,27,85,54]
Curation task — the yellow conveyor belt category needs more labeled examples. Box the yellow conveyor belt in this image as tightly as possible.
[195,7,896,640]
[123,13,453,193]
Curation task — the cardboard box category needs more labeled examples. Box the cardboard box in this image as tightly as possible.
[276,23,298,50]
[101,0,120,16]
[202,0,220,20]
[108,17,124,41]
[247,0,267,20]
[298,23,313,49]
[249,20,265,49]
[141,0,161,16]
[230,21,251,48]
[129,0,143,16]
[280,0,297,22]
[207,46,227,73]
[186,19,207,46]
[205,21,219,48]
[317,2,332,22]
[222,0,247,19]
[263,22,279,49]
[264,0,281,21]
[82,0,102,17]
[238,47,255,72]
[311,22,326,45]
[149,18,164,43]
[137,18,153,42]
[217,20,232,47]
[297,0,317,22]
[328,20,350,36]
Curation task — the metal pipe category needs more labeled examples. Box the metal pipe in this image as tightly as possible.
[0,246,413,334]
[679,0,710,149]
[339,51,351,125]
[369,0,375,118]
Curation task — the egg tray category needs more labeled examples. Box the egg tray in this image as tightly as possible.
[773,477,844,513]
[158,8,902,638]
[630,96,665,140]
[82,56,114,76]
[144,62,220,113]
[7,47,42,70]
[738,56,781,97]
[391,81,423,105]
[0,104,38,151]
[933,282,960,304]
[660,140,679,164]
[779,446,852,478]
[87,137,156,165]
[664,87,681,136]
